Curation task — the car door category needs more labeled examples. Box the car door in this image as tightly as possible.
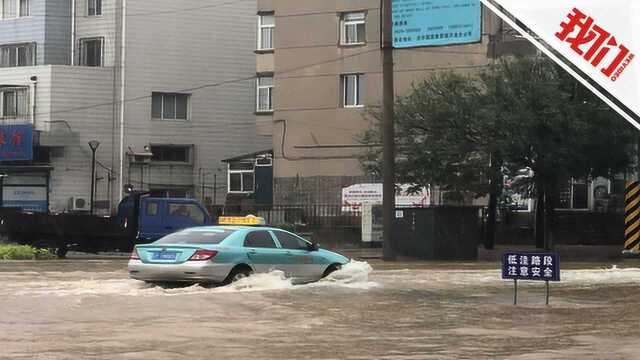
[243,230,287,274]
[138,198,165,242]
[271,230,322,281]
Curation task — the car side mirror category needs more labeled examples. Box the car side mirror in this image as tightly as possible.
[307,242,319,251]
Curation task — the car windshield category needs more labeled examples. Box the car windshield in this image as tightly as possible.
[153,228,236,245]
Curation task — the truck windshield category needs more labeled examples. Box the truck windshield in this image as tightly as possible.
[154,229,236,245]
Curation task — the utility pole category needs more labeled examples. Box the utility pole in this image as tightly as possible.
[382,0,396,261]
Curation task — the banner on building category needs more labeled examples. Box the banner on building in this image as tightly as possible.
[0,124,33,161]
[342,183,431,212]
[392,0,482,48]
[480,0,640,130]
[2,186,47,212]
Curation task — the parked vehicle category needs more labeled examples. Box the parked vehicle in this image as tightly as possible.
[128,217,349,285]
[0,192,212,257]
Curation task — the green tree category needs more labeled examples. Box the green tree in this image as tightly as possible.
[361,56,636,249]
[482,57,636,248]
[360,71,489,202]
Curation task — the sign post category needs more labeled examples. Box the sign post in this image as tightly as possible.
[502,252,560,305]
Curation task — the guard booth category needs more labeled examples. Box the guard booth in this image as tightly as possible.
[393,207,481,260]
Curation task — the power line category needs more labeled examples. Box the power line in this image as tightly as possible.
[278,63,490,80]
[34,48,381,118]
[126,0,252,17]
[275,8,380,18]
[27,0,253,19]
[36,48,493,118]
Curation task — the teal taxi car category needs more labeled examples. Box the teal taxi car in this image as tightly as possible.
[127,216,349,285]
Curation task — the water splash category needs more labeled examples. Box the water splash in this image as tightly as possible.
[7,260,377,297]
[214,270,295,293]
[313,260,378,289]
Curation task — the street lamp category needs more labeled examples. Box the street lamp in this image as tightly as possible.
[88,140,100,214]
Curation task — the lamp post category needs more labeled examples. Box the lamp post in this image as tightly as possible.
[88,140,100,214]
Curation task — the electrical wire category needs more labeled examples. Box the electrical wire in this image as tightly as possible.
[27,0,253,19]
[32,49,379,118]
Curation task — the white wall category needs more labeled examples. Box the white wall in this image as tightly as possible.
[119,0,271,202]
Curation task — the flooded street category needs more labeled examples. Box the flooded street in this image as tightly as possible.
[2,260,640,359]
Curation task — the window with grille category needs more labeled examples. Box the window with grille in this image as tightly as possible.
[0,87,29,119]
[0,43,35,67]
[80,38,103,67]
[228,161,255,193]
[258,14,274,50]
[256,76,273,112]
[341,12,366,45]
[150,145,191,163]
[87,0,101,16]
[341,74,364,107]
[151,93,190,120]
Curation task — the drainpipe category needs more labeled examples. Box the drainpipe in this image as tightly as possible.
[118,0,127,202]
[30,76,37,125]
[71,0,76,65]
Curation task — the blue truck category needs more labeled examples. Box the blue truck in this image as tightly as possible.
[0,192,213,257]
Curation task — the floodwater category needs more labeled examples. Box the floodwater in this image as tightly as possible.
[1,260,640,359]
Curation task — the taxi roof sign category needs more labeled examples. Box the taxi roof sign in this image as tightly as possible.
[217,215,266,226]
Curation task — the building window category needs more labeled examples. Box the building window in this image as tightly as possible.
[1,0,16,19]
[0,43,35,67]
[341,12,366,45]
[87,0,101,16]
[19,0,28,16]
[150,145,191,163]
[555,178,589,210]
[257,14,274,50]
[80,38,102,66]
[1,0,29,18]
[0,87,29,119]
[341,74,364,107]
[168,203,205,224]
[256,76,273,112]
[228,161,254,193]
[151,92,189,120]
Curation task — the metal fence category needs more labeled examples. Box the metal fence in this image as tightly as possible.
[206,204,363,248]
[212,204,361,228]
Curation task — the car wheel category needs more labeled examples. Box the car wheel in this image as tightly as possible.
[225,266,253,284]
[322,264,341,278]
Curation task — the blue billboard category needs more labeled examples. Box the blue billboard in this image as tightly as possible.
[502,252,560,282]
[392,0,482,48]
[0,124,33,161]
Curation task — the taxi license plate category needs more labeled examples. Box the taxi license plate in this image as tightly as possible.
[152,252,178,260]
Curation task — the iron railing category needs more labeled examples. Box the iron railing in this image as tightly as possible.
[210,204,362,228]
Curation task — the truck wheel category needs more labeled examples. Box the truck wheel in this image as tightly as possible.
[56,247,68,259]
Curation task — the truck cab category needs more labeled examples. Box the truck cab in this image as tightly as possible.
[117,194,211,244]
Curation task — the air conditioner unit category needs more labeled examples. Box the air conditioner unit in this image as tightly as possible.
[68,196,90,211]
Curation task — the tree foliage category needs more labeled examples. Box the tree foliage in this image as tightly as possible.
[361,71,489,202]
[361,56,637,247]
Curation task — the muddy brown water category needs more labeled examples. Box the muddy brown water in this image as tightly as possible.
[1,259,640,359]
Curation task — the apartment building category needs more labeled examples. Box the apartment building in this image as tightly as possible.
[253,1,498,205]
[250,1,622,211]
[0,0,270,213]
